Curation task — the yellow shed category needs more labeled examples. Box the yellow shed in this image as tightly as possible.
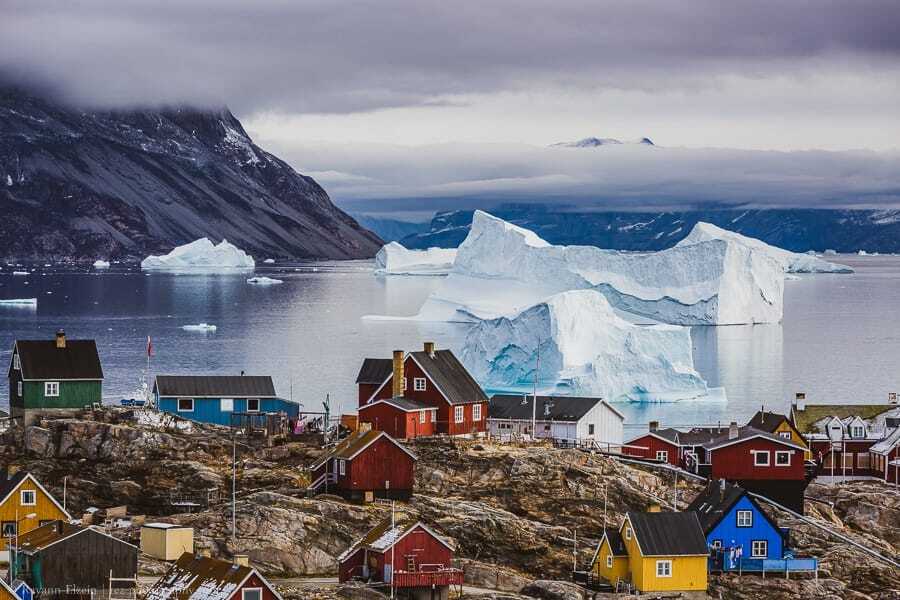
[590,527,629,586]
[0,471,70,558]
[141,523,194,560]
[621,511,708,593]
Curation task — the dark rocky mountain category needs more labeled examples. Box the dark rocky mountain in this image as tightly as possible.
[0,87,382,261]
[400,204,900,253]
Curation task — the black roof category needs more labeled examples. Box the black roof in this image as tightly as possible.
[409,350,488,405]
[153,375,276,398]
[602,527,628,557]
[360,397,433,412]
[747,410,790,434]
[356,359,393,384]
[12,340,103,381]
[489,395,606,422]
[0,471,30,503]
[686,480,782,537]
[703,425,804,451]
[626,511,708,556]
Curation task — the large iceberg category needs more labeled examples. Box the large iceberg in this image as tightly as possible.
[141,238,255,271]
[676,222,853,274]
[415,211,784,326]
[461,290,711,401]
[374,242,457,275]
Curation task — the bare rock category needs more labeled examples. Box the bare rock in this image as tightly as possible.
[520,580,585,600]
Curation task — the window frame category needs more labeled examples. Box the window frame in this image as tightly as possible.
[413,377,427,391]
[736,510,753,527]
[20,489,36,506]
[44,381,60,397]
[656,450,669,463]
[606,554,613,568]
[454,405,464,424]
[13,353,20,371]
[753,450,770,466]
[472,403,482,421]
[177,397,194,412]
[775,450,791,466]
[751,540,768,558]
[711,539,723,550]
[338,459,346,476]
[624,526,632,540]
[402,377,407,392]
[1,521,16,538]
[588,424,595,436]
[778,431,792,440]
[241,589,262,600]
[246,398,261,412]
[852,425,864,439]
[655,559,672,578]
[220,398,234,412]
[17,381,23,397]
[419,410,426,424]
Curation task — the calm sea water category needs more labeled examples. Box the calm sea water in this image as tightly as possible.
[1,256,898,433]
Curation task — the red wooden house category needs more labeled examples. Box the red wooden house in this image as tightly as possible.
[308,430,417,501]
[622,422,683,466]
[338,518,463,598]
[145,552,282,600]
[357,342,489,437]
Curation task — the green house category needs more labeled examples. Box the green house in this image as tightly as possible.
[7,330,103,424]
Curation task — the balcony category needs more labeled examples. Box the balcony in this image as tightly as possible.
[392,568,464,588]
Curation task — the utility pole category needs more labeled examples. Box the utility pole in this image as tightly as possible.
[390,501,396,600]
[573,527,577,573]
[602,483,608,529]
[531,338,540,440]
[232,434,237,546]
[63,476,67,513]
[673,468,679,510]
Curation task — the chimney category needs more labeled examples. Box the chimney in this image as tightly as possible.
[197,546,212,558]
[760,405,765,423]
[391,350,405,398]
[795,392,806,411]
[423,341,435,358]
[233,554,250,567]
[55,329,66,349]
[649,420,659,432]
[889,392,898,404]
[728,421,739,440]
[647,503,661,513]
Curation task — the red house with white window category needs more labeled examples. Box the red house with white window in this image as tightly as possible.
[338,519,463,596]
[357,343,489,437]
[308,430,417,501]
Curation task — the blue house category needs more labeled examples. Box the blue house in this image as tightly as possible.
[11,579,33,600]
[153,375,299,426]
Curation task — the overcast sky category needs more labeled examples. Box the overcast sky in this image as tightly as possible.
[4,0,900,214]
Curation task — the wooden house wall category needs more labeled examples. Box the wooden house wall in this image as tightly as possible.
[710,438,805,480]
[21,381,101,410]
[622,435,679,465]
[387,525,453,572]
[358,403,435,439]
[234,573,279,600]
[0,480,67,551]
[338,547,366,582]
[590,538,628,584]
[810,439,880,476]
[157,397,298,426]
[31,530,137,590]
[336,436,415,495]
[703,495,784,559]
[358,384,380,408]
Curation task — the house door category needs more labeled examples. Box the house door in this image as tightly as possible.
[384,563,393,583]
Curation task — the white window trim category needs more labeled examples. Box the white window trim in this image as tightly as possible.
[20,490,36,506]
[413,377,427,391]
[736,510,753,527]
[473,404,482,421]
[778,431,792,439]
[420,410,426,424]
[655,559,672,578]
[753,450,770,466]
[247,398,260,412]
[454,405,464,424]
[751,540,768,558]
[656,450,668,462]
[711,539,722,550]
[17,381,23,397]
[177,398,194,412]
[13,354,20,370]
[44,381,59,397]
[402,377,407,391]
[221,398,234,412]
[775,451,791,466]
[606,554,613,568]
[624,527,632,540]
[242,589,263,600]
[338,459,346,476]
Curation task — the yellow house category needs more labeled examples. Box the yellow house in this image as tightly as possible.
[0,471,71,558]
[0,578,18,600]
[620,511,708,593]
[748,409,811,459]
[590,527,629,586]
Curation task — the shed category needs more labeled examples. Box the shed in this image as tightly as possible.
[141,523,194,561]
[488,394,623,447]
[146,552,282,600]
[153,375,298,426]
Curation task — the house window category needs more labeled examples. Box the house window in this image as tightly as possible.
[20,490,36,506]
[221,398,234,412]
[242,589,262,600]
[852,426,865,439]
[247,398,260,412]
[402,377,407,391]
[775,451,791,466]
[1,522,15,538]
[44,381,59,397]
[711,539,723,550]
[338,459,346,476]
[177,398,194,412]
[656,450,668,462]
[624,527,631,540]
[779,431,792,440]
[413,378,426,391]
[751,540,768,558]
[606,555,613,568]
[420,410,426,424]
[473,404,482,421]
[544,424,551,432]
[39,520,54,527]
[656,560,672,577]
[753,451,770,466]
[588,424,595,436]
[736,510,753,527]
[455,405,464,424]
[13,353,20,370]
[17,382,22,397]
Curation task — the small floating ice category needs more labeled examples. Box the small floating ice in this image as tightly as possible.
[182,323,217,332]
[93,259,111,269]
[12,271,29,276]
[785,274,801,281]
[263,258,276,264]
[247,276,283,285]
[0,298,37,306]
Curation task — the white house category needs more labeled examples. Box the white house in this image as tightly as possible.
[487,394,624,449]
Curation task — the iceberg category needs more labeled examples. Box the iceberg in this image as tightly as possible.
[93,259,111,269]
[676,222,853,274]
[141,238,255,271]
[263,258,276,264]
[461,290,711,401]
[247,276,283,285]
[12,271,29,276]
[415,211,784,326]
[374,242,457,275]
[0,298,37,306]
[182,323,217,332]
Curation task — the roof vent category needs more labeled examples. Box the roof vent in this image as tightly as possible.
[649,421,659,432]
[55,329,66,349]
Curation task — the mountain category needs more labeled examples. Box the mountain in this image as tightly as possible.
[351,215,430,242]
[400,204,900,253]
[551,136,654,147]
[0,87,382,261]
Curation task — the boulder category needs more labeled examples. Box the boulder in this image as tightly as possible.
[520,580,585,600]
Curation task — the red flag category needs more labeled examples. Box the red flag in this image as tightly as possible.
[147,335,153,357]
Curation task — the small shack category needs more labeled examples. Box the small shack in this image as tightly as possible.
[146,552,282,600]
[141,523,194,561]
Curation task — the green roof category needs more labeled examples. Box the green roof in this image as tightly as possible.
[792,404,895,433]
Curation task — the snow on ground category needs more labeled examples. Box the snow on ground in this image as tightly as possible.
[141,238,255,271]
[247,276,283,285]
[461,290,712,402]
[374,242,458,275]
[411,211,784,326]
[93,259,110,269]
[676,222,853,273]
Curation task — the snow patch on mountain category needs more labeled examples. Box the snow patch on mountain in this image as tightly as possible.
[460,290,711,401]
[141,238,255,271]
[374,242,458,275]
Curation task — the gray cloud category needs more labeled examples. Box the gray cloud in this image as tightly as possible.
[3,0,900,114]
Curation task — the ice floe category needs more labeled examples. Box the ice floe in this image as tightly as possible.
[141,238,255,271]
[181,323,217,332]
[247,276,283,285]
[93,259,111,269]
[374,242,457,275]
[0,298,37,306]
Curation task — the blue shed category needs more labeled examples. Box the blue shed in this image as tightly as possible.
[686,479,785,569]
[153,375,299,426]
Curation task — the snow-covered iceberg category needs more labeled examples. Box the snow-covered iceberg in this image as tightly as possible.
[415,211,784,326]
[0,298,37,306]
[93,259,110,269]
[676,222,853,274]
[141,238,255,271]
[374,242,457,275]
[461,290,711,401]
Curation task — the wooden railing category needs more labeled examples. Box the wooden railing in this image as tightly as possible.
[392,568,464,588]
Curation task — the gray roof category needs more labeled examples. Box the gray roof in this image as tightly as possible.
[409,350,488,405]
[355,359,393,384]
[153,375,276,398]
[12,339,103,380]
[626,511,708,556]
[360,397,434,412]
[703,425,806,451]
[489,395,609,422]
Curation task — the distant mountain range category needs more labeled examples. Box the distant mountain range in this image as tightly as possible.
[550,136,655,147]
[0,87,382,261]
[394,205,900,253]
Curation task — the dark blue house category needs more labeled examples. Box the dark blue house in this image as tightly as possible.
[11,580,33,600]
[153,375,299,426]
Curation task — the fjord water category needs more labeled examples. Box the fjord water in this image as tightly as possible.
[1,257,898,434]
